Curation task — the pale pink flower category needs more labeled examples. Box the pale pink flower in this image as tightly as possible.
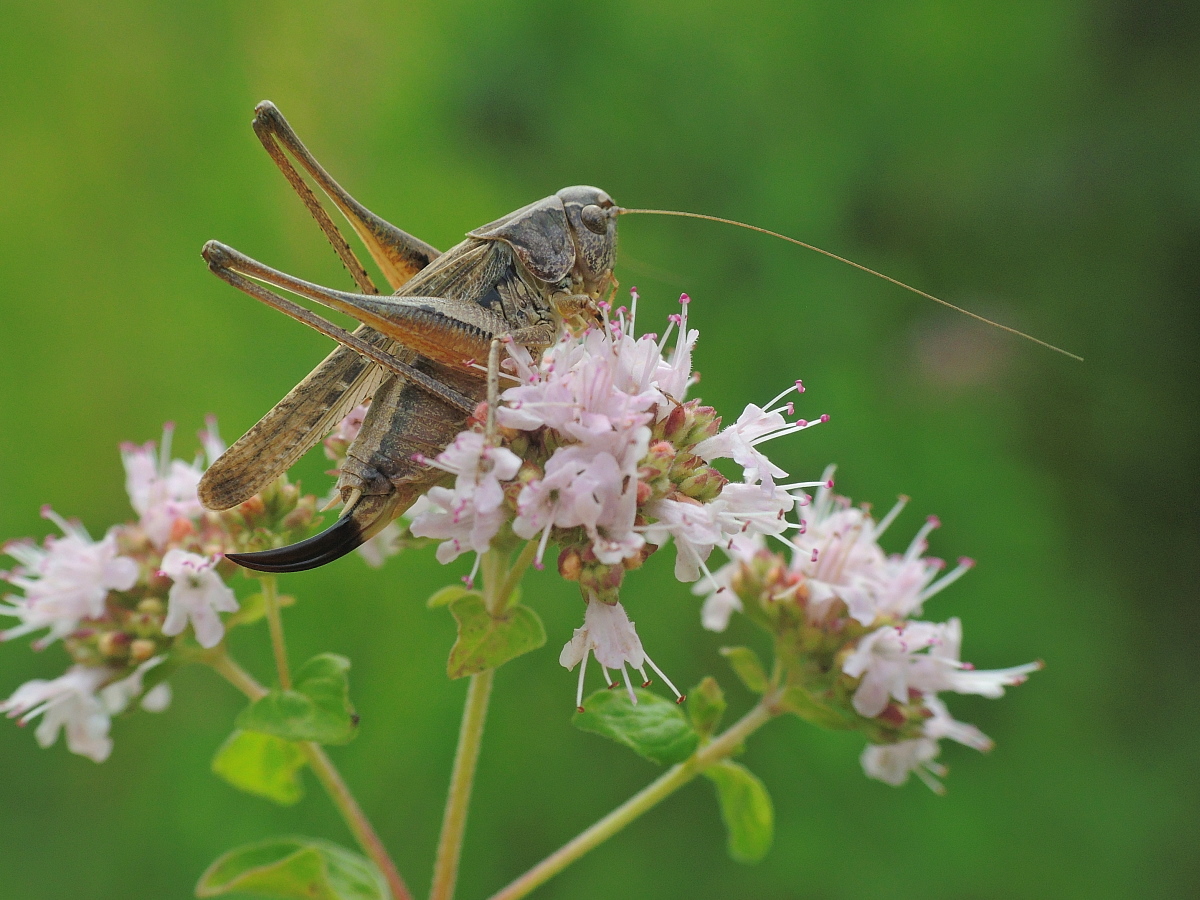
[1,666,113,762]
[694,532,763,632]
[331,403,369,446]
[788,470,888,625]
[99,655,172,715]
[642,498,725,583]
[159,550,239,649]
[842,618,1040,718]
[409,432,522,565]
[356,521,404,568]
[861,696,994,793]
[559,599,682,709]
[860,737,945,792]
[1,508,138,646]
[122,420,222,548]
[514,437,648,568]
[647,482,794,587]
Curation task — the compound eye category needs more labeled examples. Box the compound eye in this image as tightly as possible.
[580,204,609,234]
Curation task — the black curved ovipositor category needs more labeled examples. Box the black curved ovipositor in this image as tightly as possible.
[225,512,365,574]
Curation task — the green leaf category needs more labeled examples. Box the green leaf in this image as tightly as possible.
[446,594,545,678]
[704,761,775,864]
[226,591,296,628]
[211,730,307,806]
[776,685,857,730]
[573,688,699,765]
[687,676,726,738]
[237,654,358,745]
[196,837,386,899]
[427,584,480,609]
[719,646,770,694]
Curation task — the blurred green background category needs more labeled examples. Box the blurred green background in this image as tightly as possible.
[1,2,1195,898]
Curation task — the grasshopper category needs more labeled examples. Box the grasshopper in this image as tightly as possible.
[199,102,619,573]
[200,103,1076,574]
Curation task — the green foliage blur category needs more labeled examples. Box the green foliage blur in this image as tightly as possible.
[1,2,1195,897]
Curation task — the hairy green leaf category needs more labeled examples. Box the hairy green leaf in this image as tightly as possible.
[237,654,357,745]
[196,837,386,899]
[719,646,770,694]
[427,584,480,609]
[573,688,699,765]
[211,730,307,806]
[446,594,545,678]
[704,760,774,863]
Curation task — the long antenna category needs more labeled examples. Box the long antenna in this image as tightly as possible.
[616,207,1082,362]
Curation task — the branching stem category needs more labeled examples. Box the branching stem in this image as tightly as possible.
[485,701,777,900]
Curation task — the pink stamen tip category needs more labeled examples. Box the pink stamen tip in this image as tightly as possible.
[534,561,545,571]
[679,293,690,304]
[819,414,830,423]
[630,285,638,293]
[825,480,834,489]
[797,419,808,427]
[411,453,429,464]
[811,549,819,562]
[598,300,611,311]
[38,505,52,518]
[962,663,976,670]
[927,515,942,528]
[786,402,794,416]
[958,556,976,568]
[163,421,176,431]
[461,576,474,588]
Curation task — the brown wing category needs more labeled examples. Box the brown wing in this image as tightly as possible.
[198,327,394,509]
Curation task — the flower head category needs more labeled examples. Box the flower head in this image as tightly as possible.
[1,508,138,647]
[0,666,113,762]
[409,432,522,566]
[121,419,224,548]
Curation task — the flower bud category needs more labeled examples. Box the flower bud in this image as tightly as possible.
[558,546,583,582]
[129,638,158,663]
[97,630,131,660]
[676,464,728,503]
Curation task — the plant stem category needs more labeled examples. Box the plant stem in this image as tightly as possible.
[301,742,413,900]
[485,701,776,900]
[497,540,538,612]
[208,650,414,900]
[259,574,292,689]
[429,666,495,900]
[429,548,516,900]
